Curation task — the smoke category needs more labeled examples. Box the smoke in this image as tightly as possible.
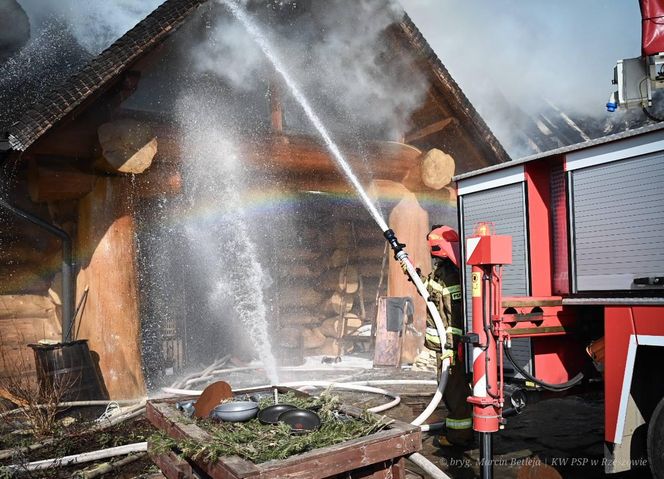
[404,0,643,155]
[0,0,30,62]
[192,0,428,139]
[17,0,162,54]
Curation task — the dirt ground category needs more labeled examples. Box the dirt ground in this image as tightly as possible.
[1,357,652,478]
[341,368,652,479]
[219,359,651,479]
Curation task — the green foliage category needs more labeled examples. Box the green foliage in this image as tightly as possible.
[150,392,392,464]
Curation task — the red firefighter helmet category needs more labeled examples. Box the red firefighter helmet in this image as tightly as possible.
[427,225,460,267]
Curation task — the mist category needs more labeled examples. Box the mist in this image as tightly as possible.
[193,0,428,140]
[17,0,162,54]
[404,0,644,155]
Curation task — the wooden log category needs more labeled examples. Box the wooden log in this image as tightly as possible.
[76,176,146,399]
[132,168,182,198]
[419,149,455,190]
[328,248,350,269]
[323,292,354,315]
[27,164,95,202]
[0,267,51,295]
[294,249,321,262]
[0,243,55,266]
[302,327,326,349]
[277,288,323,310]
[277,263,318,280]
[96,119,157,174]
[306,337,342,357]
[319,314,363,338]
[320,266,359,293]
[0,295,56,320]
[339,265,359,294]
[319,270,340,292]
[357,259,387,279]
[0,311,61,381]
[405,118,456,143]
[278,312,319,326]
[0,318,60,346]
[357,244,388,260]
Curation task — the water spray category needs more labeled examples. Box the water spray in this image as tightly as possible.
[225,3,451,475]
[223,1,450,359]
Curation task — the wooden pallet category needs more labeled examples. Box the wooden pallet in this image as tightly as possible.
[147,386,421,479]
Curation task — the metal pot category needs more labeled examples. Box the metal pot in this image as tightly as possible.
[210,401,259,422]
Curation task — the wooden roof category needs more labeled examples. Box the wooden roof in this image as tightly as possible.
[6,0,509,168]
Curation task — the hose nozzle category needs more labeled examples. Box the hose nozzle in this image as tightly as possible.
[383,229,406,259]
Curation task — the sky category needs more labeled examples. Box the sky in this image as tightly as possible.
[403,1,642,122]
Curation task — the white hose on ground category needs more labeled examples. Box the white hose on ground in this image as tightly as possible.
[0,399,145,419]
[0,400,147,461]
[408,452,453,479]
[6,442,148,472]
[162,382,401,414]
[183,366,365,387]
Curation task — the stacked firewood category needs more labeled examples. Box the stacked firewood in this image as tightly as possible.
[276,212,388,358]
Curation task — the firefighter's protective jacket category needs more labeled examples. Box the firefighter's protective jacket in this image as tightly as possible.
[423,259,463,358]
[422,257,473,441]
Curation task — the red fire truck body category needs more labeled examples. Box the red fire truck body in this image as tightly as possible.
[454,123,664,475]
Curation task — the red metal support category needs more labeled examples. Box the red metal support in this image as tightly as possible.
[466,229,512,479]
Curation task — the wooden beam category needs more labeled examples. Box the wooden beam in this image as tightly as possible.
[405,117,455,143]
[28,163,95,202]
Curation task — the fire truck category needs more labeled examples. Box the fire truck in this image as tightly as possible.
[454,122,664,477]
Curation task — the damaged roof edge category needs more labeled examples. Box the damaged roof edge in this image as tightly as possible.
[7,0,208,152]
[453,120,664,182]
[398,13,511,165]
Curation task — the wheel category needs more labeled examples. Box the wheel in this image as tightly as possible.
[649,396,664,479]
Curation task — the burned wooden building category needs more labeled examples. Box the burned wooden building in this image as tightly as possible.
[0,0,507,399]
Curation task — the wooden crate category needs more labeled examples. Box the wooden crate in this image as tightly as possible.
[147,386,421,479]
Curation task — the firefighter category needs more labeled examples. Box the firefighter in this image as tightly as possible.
[423,225,474,447]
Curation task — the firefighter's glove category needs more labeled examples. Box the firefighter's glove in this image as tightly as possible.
[402,265,421,283]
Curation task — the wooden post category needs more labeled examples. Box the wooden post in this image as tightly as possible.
[388,191,431,364]
[76,177,146,399]
[369,180,431,365]
[269,78,284,133]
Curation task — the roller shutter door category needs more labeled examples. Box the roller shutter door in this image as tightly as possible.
[461,183,532,377]
[571,152,664,292]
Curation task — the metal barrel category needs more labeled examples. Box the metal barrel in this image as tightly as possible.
[29,340,108,401]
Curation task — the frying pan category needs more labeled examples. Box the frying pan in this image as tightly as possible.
[257,404,297,425]
[278,408,321,434]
